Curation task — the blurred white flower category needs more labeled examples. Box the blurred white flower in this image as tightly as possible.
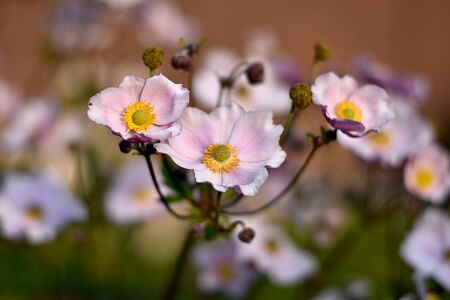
[400,208,450,291]
[404,144,450,203]
[338,101,434,167]
[104,157,166,225]
[0,171,87,244]
[193,47,292,113]
[191,238,256,298]
[137,1,200,48]
[95,0,144,10]
[2,99,59,152]
[48,0,112,54]
[0,79,21,125]
[235,217,317,285]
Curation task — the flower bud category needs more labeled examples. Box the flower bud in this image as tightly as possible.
[312,136,325,148]
[245,62,264,84]
[238,227,255,243]
[289,83,312,109]
[171,54,192,71]
[145,142,157,155]
[118,140,132,153]
[142,46,165,71]
[314,42,331,62]
[324,129,337,142]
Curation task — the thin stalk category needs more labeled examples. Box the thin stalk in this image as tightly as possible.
[150,69,155,77]
[143,152,190,219]
[162,230,194,300]
[221,193,244,209]
[309,61,318,85]
[279,101,296,145]
[222,146,318,215]
[214,191,222,233]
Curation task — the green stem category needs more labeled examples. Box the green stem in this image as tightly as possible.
[222,146,319,215]
[214,191,222,233]
[309,61,318,85]
[142,151,190,219]
[279,101,296,145]
[162,230,194,300]
[150,69,155,77]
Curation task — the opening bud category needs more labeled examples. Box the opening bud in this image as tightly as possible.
[314,42,331,62]
[118,140,132,153]
[245,62,264,84]
[289,83,312,109]
[238,227,255,243]
[142,46,165,71]
[145,142,157,155]
[171,54,192,71]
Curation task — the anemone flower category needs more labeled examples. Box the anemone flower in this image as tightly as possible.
[155,101,286,196]
[88,74,189,143]
[311,72,394,137]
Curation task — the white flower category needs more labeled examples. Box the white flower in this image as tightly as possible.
[312,72,394,137]
[104,158,166,225]
[192,48,293,113]
[404,144,450,203]
[400,208,450,291]
[338,101,434,167]
[0,171,87,244]
[235,217,317,285]
[2,99,59,152]
[191,238,256,297]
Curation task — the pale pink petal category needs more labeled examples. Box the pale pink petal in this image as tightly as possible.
[228,109,284,163]
[209,101,246,142]
[323,76,359,118]
[140,74,189,125]
[157,107,218,159]
[311,72,339,106]
[348,84,393,131]
[88,87,136,135]
[142,121,181,140]
[118,75,146,100]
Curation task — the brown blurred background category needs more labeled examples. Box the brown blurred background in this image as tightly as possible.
[0,0,449,123]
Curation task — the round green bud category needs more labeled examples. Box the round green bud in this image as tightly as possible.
[289,83,312,109]
[314,42,331,62]
[142,46,165,70]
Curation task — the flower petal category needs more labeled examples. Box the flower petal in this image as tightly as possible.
[140,74,189,125]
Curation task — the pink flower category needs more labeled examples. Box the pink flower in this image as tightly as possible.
[404,144,450,204]
[154,101,286,196]
[88,74,189,142]
[311,72,394,137]
[400,208,450,291]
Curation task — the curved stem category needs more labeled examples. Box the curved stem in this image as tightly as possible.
[142,151,190,220]
[214,191,222,233]
[221,193,244,209]
[279,101,296,145]
[222,146,318,215]
[162,229,194,300]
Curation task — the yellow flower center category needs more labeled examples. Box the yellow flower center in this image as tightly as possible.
[26,206,43,221]
[203,143,240,173]
[133,187,149,203]
[265,239,279,254]
[335,99,363,122]
[236,84,249,99]
[416,168,434,189]
[218,264,235,280]
[123,101,156,132]
[368,132,390,148]
[426,293,441,300]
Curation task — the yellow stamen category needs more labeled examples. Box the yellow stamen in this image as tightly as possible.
[416,169,434,189]
[335,99,363,122]
[26,206,43,221]
[123,101,156,132]
[426,293,441,300]
[368,132,390,148]
[218,264,235,280]
[203,143,240,173]
[133,187,149,203]
[265,239,279,254]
